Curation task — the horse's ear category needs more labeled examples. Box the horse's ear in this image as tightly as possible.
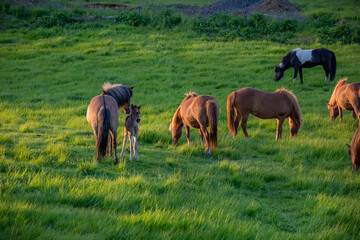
[274,66,278,72]
[346,144,351,149]
[131,104,134,108]
[129,86,134,90]
[138,105,141,109]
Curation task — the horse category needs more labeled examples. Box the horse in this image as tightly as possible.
[227,87,302,140]
[169,92,219,154]
[274,48,336,84]
[327,78,360,123]
[120,105,141,161]
[86,83,134,164]
[347,126,360,171]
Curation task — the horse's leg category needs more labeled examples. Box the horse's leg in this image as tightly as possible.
[276,117,285,140]
[134,131,138,160]
[129,134,134,161]
[200,124,211,154]
[322,65,329,82]
[110,129,118,164]
[185,125,191,146]
[199,130,205,146]
[299,68,303,84]
[234,110,241,136]
[241,113,249,138]
[120,129,128,159]
[352,111,358,124]
[338,107,343,123]
[293,68,299,83]
[109,132,113,156]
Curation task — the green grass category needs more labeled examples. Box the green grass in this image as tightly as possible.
[1,2,360,239]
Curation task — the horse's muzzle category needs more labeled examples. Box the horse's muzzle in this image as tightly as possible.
[136,118,140,123]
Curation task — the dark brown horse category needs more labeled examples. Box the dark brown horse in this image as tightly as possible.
[169,92,219,154]
[327,78,360,123]
[120,104,141,161]
[87,83,133,164]
[348,126,360,171]
[227,87,302,140]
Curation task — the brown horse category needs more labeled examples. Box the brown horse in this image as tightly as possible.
[86,83,133,164]
[347,126,360,171]
[120,104,141,161]
[227,87,302,140]
[327,78,360,123]
[169,92,219,154]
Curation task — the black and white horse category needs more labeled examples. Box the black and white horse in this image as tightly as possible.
[274,48,336,84]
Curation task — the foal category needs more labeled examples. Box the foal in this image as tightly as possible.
[120,105,141,161]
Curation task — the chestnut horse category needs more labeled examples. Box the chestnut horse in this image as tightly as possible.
[169,92,219,154]
[347,126,360,171]
[327,78,360,123]
[87,83,133,164]
[227,87,302,140]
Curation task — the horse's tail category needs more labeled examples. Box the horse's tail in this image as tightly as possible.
[206,100,218,149]
[330,51,337,81]
[227,91,237,136]
[96,95,111,160]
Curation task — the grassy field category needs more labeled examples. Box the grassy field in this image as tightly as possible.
[1,1,360,239]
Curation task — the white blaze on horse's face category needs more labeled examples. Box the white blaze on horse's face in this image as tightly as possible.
[294,49,313,64]
[279,62,284,68]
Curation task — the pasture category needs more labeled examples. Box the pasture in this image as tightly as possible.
[1,1,360,239]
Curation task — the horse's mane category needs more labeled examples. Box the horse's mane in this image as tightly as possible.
[102,83,133,106]
[334,78,348,90]
[184,92,198,97]
[292,48,302,52]
[276,88,302,127]
[184,92,198,100]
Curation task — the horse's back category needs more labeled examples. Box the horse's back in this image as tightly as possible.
[234,88,292,118]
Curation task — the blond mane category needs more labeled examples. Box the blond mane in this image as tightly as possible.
[334,78,348,90]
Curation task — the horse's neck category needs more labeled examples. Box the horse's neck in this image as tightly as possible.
[329,92,337,106]
[330,81,348,105]
[173,107,183,127]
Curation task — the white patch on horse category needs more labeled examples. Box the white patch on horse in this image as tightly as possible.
[325,76,328,82]
[293,78,297,83]
[279,62,284,68]
[293,49,313,65]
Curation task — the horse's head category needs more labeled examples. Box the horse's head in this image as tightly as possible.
[274,66,284,81]
[289,117,302,137]
[347,144,360,171]
[131,104,141,123]
[169,118,182,145]
[121,86,134,114]
[327,103,339,120]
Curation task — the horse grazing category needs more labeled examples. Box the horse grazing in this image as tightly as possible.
[227,87,302,140]
[275,48,336,84]
[86,83,134,164]
[120,105,141,161]
[347,126,360,171]
[327,78,360,123]
[169,92,219,154]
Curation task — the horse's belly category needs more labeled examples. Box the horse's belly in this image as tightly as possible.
[301,61,319,68]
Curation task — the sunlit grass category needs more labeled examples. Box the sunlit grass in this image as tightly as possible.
[1,5,360,239]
